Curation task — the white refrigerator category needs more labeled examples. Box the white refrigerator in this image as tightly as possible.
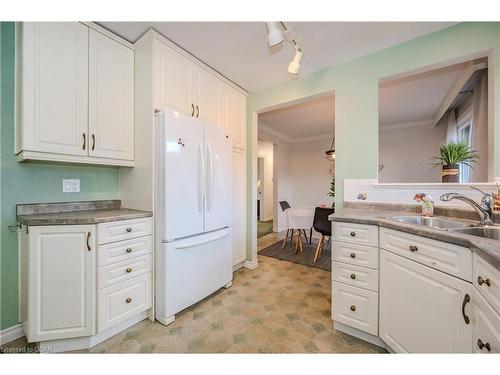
[155,108,233,325]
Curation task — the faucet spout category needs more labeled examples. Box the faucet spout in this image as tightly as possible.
[439,191,494,226]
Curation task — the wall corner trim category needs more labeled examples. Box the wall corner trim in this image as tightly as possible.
[243,260,259,270]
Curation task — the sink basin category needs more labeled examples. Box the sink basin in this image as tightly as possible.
[448,227,500,241]
[387,216,472,229]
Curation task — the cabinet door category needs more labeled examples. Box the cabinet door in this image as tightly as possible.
[472,290,500,353]
[154,41,192,115]
[196,67,223,125]
[89,29,134,161]
[232,148,246,265]
[224,85,246,149]
[18,22,89,156]
[27,225,96,342]
[379,249,473,353]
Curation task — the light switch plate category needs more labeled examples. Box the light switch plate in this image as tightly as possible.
[63,179,80,193]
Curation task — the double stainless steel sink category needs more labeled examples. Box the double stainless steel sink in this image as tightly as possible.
[387,216,500,241]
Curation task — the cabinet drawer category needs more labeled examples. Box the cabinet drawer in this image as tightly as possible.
[380,228,472,281]
[473,289,500,353]
[332,282,378,335]
[473,253,500,315]
[98,235,152,267]
[332,222,378,247]
[333,261,378,292]
[98,217,152,245]
[98,273,152,332]
[332,242,378,269]
[98,255,152,289]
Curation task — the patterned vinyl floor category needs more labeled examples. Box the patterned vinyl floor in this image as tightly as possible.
[2,232,385,354]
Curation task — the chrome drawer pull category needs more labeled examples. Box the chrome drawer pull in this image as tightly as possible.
[126,227,132,233]
[126,267,132,273]
[477,276,491,287]
[125,297,132,304]
[126,248,132,253]
[350,274,356,280]
[409,245,418,252]
[350,253,356,258]
[350,305,356,312]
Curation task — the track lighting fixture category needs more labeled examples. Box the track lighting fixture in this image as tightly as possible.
[266,22,304,75]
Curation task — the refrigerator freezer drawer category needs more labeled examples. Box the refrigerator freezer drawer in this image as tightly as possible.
[159,228,232,320]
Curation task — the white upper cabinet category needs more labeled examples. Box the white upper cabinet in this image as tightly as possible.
[154,40,193,115]
[196,67,223,125]
[16,22,135,166]
[16,22,89,156]
[224,85,246,149]
[25,225,96,342]
[89,29,134,161]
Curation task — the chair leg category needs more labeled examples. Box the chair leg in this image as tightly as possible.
[290,229,294,244]
[309,228,312,244]
[302,229,308,243]
[282,229,290,248]
[313,235,324,263]
[296,229,303,254]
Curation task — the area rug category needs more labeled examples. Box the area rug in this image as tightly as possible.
[258,237,331,271]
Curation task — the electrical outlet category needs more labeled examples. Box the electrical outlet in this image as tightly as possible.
[63,179,80,193]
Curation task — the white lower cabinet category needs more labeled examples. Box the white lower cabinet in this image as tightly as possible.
[21,225,96,342]
[379,249,473,353]
[20,218,153,347]
[472,289,500,353]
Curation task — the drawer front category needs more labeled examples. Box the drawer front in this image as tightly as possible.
[98,273,152,332]
[380,228,472,281]
[333,261,378,292]
[98,217,152,245]
[473,289,500,353]
[332,281,378,335]
[98,235,152,267]
[98,255,153,289]
[473,253,500,315]
[332,222,378,247]
[332,242,378,269]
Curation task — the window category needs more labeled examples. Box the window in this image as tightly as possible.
[456,110,472,183]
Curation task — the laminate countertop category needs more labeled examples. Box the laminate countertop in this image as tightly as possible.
[16,200,152,226]
[329,207,500,271]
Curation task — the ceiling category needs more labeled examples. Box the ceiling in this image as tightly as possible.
[258,95,334,141]
[98,22,455,92]
[379,61,470,128]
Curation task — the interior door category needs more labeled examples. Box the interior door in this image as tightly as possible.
[204,120,232,232]
[27,225,96,342]
[20,22,89,156]
[380,249,473,353]
[162,109,204,241]
[88,29,134,160]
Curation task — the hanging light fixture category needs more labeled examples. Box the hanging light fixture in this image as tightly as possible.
[325,137,335,161]
[265,22,304,75]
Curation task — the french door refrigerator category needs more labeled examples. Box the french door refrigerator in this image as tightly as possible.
[155,108,233,325]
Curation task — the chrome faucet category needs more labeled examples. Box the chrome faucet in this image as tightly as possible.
[440,186,494,226]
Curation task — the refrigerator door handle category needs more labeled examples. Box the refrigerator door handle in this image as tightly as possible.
[173,228,230,249]
[197,143,204,213]
[206,142,214,211]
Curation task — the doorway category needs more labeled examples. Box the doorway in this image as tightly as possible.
[257,141,274,238]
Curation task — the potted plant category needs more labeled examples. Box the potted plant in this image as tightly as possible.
[432,142,479,183]
[327,177,335,207]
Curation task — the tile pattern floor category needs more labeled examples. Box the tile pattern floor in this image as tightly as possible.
[1,232,385,354]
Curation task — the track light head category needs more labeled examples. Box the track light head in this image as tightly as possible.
[266,22,284,47]
[288,47,303,75]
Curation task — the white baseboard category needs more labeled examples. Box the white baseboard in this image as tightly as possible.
[0,324,24,346]
[259,216,273,222]
[243,259,258,270]
[333,321,385,348]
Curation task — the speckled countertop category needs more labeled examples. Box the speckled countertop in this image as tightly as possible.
[16,200,152,226]
[329,207,500,271]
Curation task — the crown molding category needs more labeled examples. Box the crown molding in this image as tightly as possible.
[259,123,333,143]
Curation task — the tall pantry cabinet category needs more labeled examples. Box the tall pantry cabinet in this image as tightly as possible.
[120,30,248,269]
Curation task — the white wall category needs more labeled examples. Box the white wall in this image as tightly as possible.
[379,122,446,183]
[290,138,335,208]
[257,142,274,221]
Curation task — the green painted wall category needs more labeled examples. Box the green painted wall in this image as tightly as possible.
[0,22,120,331]
[246,22,500,259]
